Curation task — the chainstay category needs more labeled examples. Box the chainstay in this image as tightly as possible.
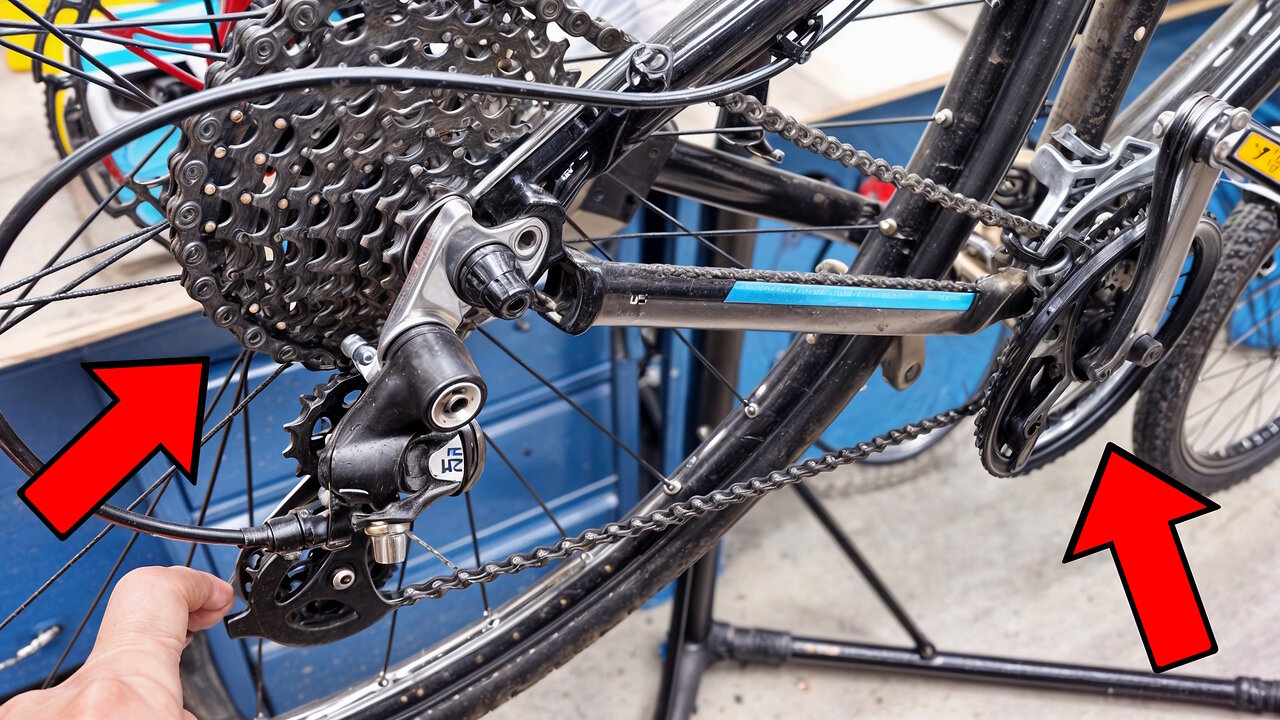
[721,94,1052,239]
[393,401,980,603]
[640,263,978,292]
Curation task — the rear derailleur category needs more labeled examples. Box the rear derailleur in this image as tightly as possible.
[227,190,563,646]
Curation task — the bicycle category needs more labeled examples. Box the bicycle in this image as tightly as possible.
[2,0,1280,717]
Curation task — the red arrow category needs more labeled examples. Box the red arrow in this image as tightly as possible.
[1063,442,1220,672]
[18,358,209,540]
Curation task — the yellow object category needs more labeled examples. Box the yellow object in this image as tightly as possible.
[2,0,136,72]
[1235,131,1280,185]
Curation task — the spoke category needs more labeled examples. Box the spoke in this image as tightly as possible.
[476,327,675,492]
[185,351,252,566]
[653,115,934,138]
[254,638,266,719]
[853,0,985,22]
[201,363,291,444]
[1197,300,1280,379]
[0,466,174,632]
[615,179,748,269]
[462,490,490,617]
[378,557,409,682]
[0,359,281,632]
[41,469,175,688]
[0,26,227,60]
[1188,358,1277,421]
[570,223,876,245]
[0,126,175,328]
[485,435,567,537]
[0,235,159,334]
[565,215,753,410]
[240,357,256,525]
[0,11,266,33]
[0,274,181,313]
[0,35,150,107]
[200,0,223,52]
[1188,357,1268,446]
[7,0,154,107]
[0,222,165,299]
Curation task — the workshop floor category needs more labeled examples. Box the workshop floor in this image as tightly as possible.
[493,404,1280,719]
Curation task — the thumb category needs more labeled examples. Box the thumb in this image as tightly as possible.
[87,566,234,673]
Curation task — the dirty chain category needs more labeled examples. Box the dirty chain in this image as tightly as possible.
[395,402,979,602]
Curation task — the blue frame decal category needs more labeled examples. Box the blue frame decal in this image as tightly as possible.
[724,281,974,311]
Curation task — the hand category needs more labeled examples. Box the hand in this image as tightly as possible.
[0,566,235,720]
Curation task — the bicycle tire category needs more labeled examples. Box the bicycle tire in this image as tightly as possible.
[1134,199,1280,493]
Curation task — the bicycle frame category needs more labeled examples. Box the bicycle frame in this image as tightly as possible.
[506,0,1280,348]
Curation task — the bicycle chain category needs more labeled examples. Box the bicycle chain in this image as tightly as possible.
[540,11,1048,240]
[645,262,977,292]
[383,7,1049,602]
[498,0,637,53]
[235,3,1039,602]
[394,402,978,603]
[720,94,1053,239]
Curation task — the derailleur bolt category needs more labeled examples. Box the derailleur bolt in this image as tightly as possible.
[341,334,382,382]
[330,566,356,590]
[1127,333,1165,367]
[456,243,536,320]
[365,521,411,565]
[879,218,899,236]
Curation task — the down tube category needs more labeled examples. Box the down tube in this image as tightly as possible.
[665,0,1091,502]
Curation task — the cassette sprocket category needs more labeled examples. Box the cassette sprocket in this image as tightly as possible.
[165,0,575,368]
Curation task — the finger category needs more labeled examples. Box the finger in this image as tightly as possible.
[89,566,233,669]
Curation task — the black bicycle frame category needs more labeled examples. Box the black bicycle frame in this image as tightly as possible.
[509,0,1280,359]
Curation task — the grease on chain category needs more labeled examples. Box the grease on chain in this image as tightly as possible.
[720,94,1052,239]
[394,402,979,603]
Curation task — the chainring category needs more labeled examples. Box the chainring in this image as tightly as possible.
[976,192,1218,476]
[165,0,575,369]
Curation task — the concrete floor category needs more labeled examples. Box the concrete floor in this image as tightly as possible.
[494,403,1280,719]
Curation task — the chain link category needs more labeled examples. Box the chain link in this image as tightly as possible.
[394,402,979,603]
[500,0,637,53]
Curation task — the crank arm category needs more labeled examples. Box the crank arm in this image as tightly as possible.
[1078,93,1237,381]
[541,249,1031,337]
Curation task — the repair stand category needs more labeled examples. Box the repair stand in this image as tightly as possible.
[653,477,1280,717]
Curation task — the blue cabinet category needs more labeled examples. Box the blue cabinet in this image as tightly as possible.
[0,307,641,714]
